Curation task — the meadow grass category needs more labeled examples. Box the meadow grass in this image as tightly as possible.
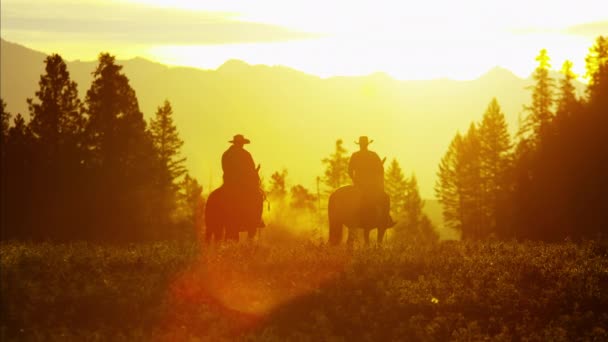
[1,239,607,341]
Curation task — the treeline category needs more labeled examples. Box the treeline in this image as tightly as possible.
[0,54,204,242]
[436,36,608,241]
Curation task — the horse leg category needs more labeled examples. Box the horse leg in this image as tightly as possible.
[247,227,257,241]
[346,228,355,248]
[329,219,343,245]
[377,227,386,245]
[363,229,371,245]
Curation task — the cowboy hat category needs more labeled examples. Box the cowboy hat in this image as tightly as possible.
[355,136,374,145]
[229,134,251,144]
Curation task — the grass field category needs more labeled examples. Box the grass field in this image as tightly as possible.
[2,239,607,341]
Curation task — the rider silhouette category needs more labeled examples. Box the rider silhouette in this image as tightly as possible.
[222,134,264,227]
[222,134,259,189]
[348,136,395,228]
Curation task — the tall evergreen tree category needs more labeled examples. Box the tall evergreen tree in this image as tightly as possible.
[85,53,158,241]
[402,175,438,243]
[436,133,463,234]
[28,54,85,156]
[0,99,9,145]
[26,54,86,238]
[269,169,288,200]
[555,60,579,120]
[585,36,608,110]
[385,158,408,218]
[0,100,8,237]
[177,173,204,240]
[322,139,349,192]
[460,123,484,239]
[478,98,512,234]
[149,100,186,186]
[520,49,555,145]
[3,114,35,239]
[436,124,485,240]
[149,100,186,227]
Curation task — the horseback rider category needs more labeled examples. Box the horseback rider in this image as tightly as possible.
[222,134,264,227]
[348,136,395,228]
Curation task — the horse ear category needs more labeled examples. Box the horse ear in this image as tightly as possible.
[256,164,261,172]
[382,157,387,164]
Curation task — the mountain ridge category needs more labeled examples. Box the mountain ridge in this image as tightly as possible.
[0,38,585,204]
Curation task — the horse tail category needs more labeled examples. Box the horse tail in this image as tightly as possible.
[204,187,223,242]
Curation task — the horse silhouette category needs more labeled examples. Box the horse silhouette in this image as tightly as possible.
[328,185,391,245]
[204,185,263,242]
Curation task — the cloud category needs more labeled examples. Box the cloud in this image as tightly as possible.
[0,2,321,44]
[563,21,608,38]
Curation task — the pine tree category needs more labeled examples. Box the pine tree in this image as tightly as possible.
[556,60,579,119]
[149,100,186,186]
[520,49,555,145]
[478,98,512,234]
[25,54,86,238]
[384,158,408,218]
[85,53,158,241]
[322,139,350,192]
[403,175,424,227]
[402,175,438,243]
[3,114,35,239]
[585,36,608,109]
[177,173,204,240]
[460,123,483,239]
[1,99,9,145]
[436,133,463,233]
[27,54,84,157]
[149,100,186,226]
[269,169,288,200]
[436,124,484,240]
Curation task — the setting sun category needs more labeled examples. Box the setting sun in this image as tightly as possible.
[2,0,606,79]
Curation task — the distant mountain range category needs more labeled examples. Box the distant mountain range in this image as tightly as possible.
[0,38,585,234]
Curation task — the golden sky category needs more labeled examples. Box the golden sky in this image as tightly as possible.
[2,0,607,79]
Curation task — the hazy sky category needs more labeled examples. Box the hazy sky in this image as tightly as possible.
[2,0,607,79]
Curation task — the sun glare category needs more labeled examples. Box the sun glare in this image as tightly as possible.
[132,0,604,79]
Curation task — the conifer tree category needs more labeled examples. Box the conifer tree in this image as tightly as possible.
[556,60,579,119]
[436,133,463,233]
[585,36,608,109]
[269,169,288,200]
[478,98,512,234]
[460,123,483,239]
[520,49,555,145]
[28,54,85,158]
[385,158,408,218]
[402,175,438,243]
[149,100,186,186]
[1,99,9,145]
[322,139,350,192]
[85,53,158,241]
[25,54,86,238]
[436,124,485,239]
[177,173,204,240]
[3,114,35,239]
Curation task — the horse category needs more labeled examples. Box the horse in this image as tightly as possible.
[204,185,263,243]
[328,185,392,246]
